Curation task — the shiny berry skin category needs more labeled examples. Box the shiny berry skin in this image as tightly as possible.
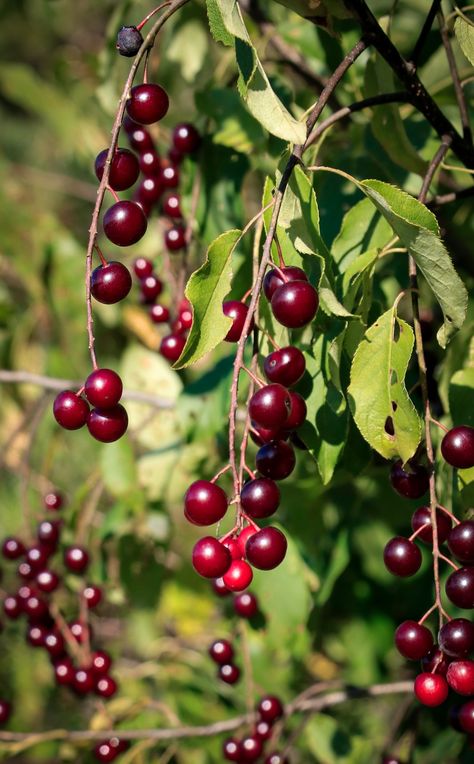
[3,596,21,619]
[162,193,182,218]
[179,308,193,330]
[172,123,201,154]
[246,527,287,570]
[140,274,163,304]
[223,560,253,592]
[237,527,257,557]
[234,591,258,618]
[240,736,263,762]
[390,460,429,499]
[256,440,296,480]
[285,392,306,430]
[36,569,60,593]
[219,663,240,684]
[18,562,35,580]
[184,481,228,526]
[414,672,448,706]
[0,701,11,725]
[438,619,474,657]
[160,333,186,363]
[91,261,132,304]
[84,369,123,409]
[223,738,242,761]
[223,301,253,342]
[26,546,49,571]
[249,384,292,430]
[447,521,474,564]
[459,700,474,733]
[53,391,89,430]
[150,304,170,324]
[192,537,231,578]
[421,646,451,676]
[411,506,452,545]
[446,567,474,609]
[271,280,319,328]
[251,422,287,446]
[263,266,307,301]
[83,585,102,608]
[116,25,143,56]
[37,519,60,548]
[164,225,186,251]
[93,740,117,763]
[91,650,112,676]
[264,346,306,387]
[240,478,280,519]
[23,594,48,622]
[212,577,230,597]
[87,404,128,443]
[383,537,422,577]
[394,620,433,660]
[44,492,63,511]
[133,257,153,279]
[222,538,241,560]
[95,676,118,698]
[209,639,234,664]
[265,754,289,764]
[135,177,163,208]
[70,620,91,643]
[258,695,284,723]
[44,631,65,657]
[95,148,139,191]
[441,426,474,469]
[64,546,89,573]
[103,201,147,247]
[160,164,180,189]
[125,125,155,156]
[2,537,25,560]
[255,720,272,741]
[126,83,169,124]
[54,657,74,685]
[73,667,95,695]
[139,150,161,176]
[447,660,474,695]
[27,623,47,647]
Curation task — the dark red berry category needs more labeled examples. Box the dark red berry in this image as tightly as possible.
[172,123,201,154]
[223,301,253,342]
[85,369,123,409]
[394,620,433,660]
[83,585,102,608]
[135,176,163,208]
[264,346,306,387]
[179,307,193,330]
[160,164,180,189]
[124,115,154,147]
[44,492,63,511]
[383,537,422,577]
[162,193,182,218]
[240,736,263,762]
[70,620,91,643]
[390,460,429,499]
[2,537,25,560]
[53,391,89,430]
[439,619,474,657]
[237,527,257,557]
[246,527,287,570]
[263,266,307,301]
[95,676,118,698]
[126,83,169,125]
[251,422,288,446]
[95,148,139,191]
[160,333,186,363]
[219,663,240,684]
[91,650,112,676]
[26,546,49,571]
[209,639,234,664]
[240,478,280,519]
[73,667,95,695]
[234,591,258,618]
[411,506,452,545]
[139,150,161,176]
[36,569,60,593]
[87,404,128,443]
[448,520,474,564]
[164,225,186,251]
[258,695,284,723]
[150,304,170,324]
[192,537,231,578]
[27,623,47,647]
[223,560,253,592]
[223,738,242,761]
[64,546,89,573]
[446,567,474,609]
[447,660,474,695]
[255,720,272,741]
[249,384,292,430]
[116,25,143,57]
[18,562,35,580]
[103,201,147,247]
[3,596,21,619]
[91,261,132,305]
[212,578,230,598]
[459,700,474,734]
[184,481,228,526]
[133,257,153,279]
[271,280,319,328]
[284,392,306,430]
[54,657,74,685]
[140,274,163,304]
[0,701,11,725]
[44,631,65,657]
[414,672,448,706]
[421,646,451,676]
[265,754,289,764]
[37,519,60,548]
[441,426,474,469]
[256,440,296,480]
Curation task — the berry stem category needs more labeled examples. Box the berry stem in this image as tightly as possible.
[437,504,460,525]
[94,244,108,268]
[418,602,437,625]
[49,601,83,662]
[438,552,459,571]
[106,185,120,203]
[409,522,430,542]
[136,1,172,32]
[429,416,449,433]
[210,464,231,484]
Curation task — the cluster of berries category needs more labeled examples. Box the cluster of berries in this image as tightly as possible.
[223,695,287,762]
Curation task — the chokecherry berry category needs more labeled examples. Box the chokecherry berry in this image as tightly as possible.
[150,304,170,324]
[441,425,474,469]
[446,567,474,609]
[251,422,287,446]
[160,164,180,189]
[123,116,154,150]
[162,193,182,218]
[240,736,263,762]
[54,657,74,685]
[64,546,89,573]
[135,177,163,208]
[0,701,11,725]
[91,650,112,676]
[26,546,49,571]
[103,201,147,247]
[447,520,474,564]
[3,596,21,619]
[414,672,449,706]
[95,148,139,191]
[223,301,253,342]
[438,619,474,657]
[222,538,241,560]
[249,385,292,430]
[87,404,128,442]
[44,491,63,511]
[2,537,25,560]
[37,519,60,548]
[421,646,451,676]
[192,537,231,578]
[263,266,307,301]
[255,720,272,741]
[95,676,118,698]
[184,481,228,526]
[18,562,35,580]
[83,585,102,608]
[209,639,234,664]
[246,527,287,570]
[212,577,230,597]
[447,660,474,695]
[271,281,319,328]
[44,631,65,657]
[234,591,258,618]
[126,83,169,124]
[258,695,284,723]
[27,623,47,647]
[265,754,289,764]
[395,620,433,660]
[223,738,242,761]
[73,667,95,695]
[91,261,132,304]
[53,391,89,430]
[459,700,474,734]
[84,369,123,409]
[172,124,201,154]
[219,663,240,684]
[36,569,60,593]
[70,620,91,643]
[160,333,186,363]
[133,257,153,279]
[390,460,429,499]
[240,478,280,519]
[284,392,306,430]
[139,150,161,176]
[223,560,253,592]
[264,346,306,387]
[237,526,257,557]
[164,225,186,251]
[140,274,163,304]
[411,506,452,545]
[383,537,422,577]
[116,25,143,57]
[255,440,296,480]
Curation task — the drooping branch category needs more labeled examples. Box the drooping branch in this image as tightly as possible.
[437,8,472,144]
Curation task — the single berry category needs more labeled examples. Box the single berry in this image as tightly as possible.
[135,177,163,208]
[44,492,63,511]
[126,83,169,124]
[237,526,257,557]
[256,440,296,480]
[140,274,163,304]
[116,25,143,57]
[184,480,228,526]
[263,266,307,301]
[223,738,242,761]
[70,620,91,643]
[64,546,89,574]
[36,569,60,593]
[447,520,474,564]
[179,307,193,330]
[139,150,161,176]
[414,672,449,706]
[26,546,49,571]
[246,527,287,570]
[160,333,186,363]
[284,392,306,430]
[249,384,292,430]
[223,560,253,592]
[150,304,170,324]
[223,301,253,342]
[3,596,21,619]
[103,201,147,247]
[84,369,122,409]
[18,562,35,580]
[209,639,234,664]
[447,660,474,695]
[438,619,474,657]
[218,663,240,684]
[91,650,112,676]
[240,736,263,762]
[160,164,180,188]
[240,478,280,519]
[421,646,451,676]
[411,506,452,545]
[172,123,201,154]
[133,257,153,279]
[164,225,186,251]
[95,148,139,191]
[255,720,272,741]
[250,422,287,446]
[91,261,132,305]
[54,657,74,685]
[192,537,231,578]
[459,700,474,734]
[37,520,60,549]
[0,701,11,725]
[446,567,474,609]
[87,404,128,443]
[383,537,422,577]
[271,281,319,328]
[212,577,230,597]
[2,537,25,560]
[258,695,284,723]
[83,585,102,608]
[44,631,65,657]
[264,346,306,387]
[390,460,429,499]
[234,592,258,618]
[27,623,47,647]
[222,538,242,560]
[394,620,433,660]
[265,755,289,764]
[162,193,182,218]
[53,391,89,430]
[123,115,154,147]
[441,426,474,469]
[73,667,95,695]
[95,676,118,698]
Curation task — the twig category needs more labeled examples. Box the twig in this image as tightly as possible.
[438,8,472,144]
[409,0,442,66]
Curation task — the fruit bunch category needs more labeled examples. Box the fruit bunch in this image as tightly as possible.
[222,695,286,763]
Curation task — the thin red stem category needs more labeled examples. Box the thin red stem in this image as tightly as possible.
[136,2,172,32]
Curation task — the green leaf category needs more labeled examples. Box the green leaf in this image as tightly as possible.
[167,20,208,82]
[332,198,392,272]
[210,1,306,144]
[449,367,474,427]
[315,529,350,606]
[195,88,266,153]
[360,180,468,347]
[455,15,474,66]
[348,306,422,462]
[174,230,241,368]
[282,166,331,263]
[205,0,234,46]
